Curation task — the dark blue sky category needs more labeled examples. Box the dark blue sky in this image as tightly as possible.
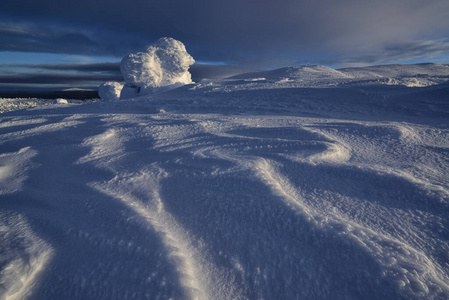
[1,0,449,92]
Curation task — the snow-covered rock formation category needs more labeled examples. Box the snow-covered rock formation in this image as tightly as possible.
[99,37,195,100]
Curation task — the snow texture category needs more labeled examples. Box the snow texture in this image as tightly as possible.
[1,63,449,299]
[99,82,124,101]
[120,37,195,98]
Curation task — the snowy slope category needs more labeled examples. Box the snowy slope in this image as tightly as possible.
[1,64,449,299]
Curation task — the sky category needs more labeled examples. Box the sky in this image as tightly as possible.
[1,0,449,93]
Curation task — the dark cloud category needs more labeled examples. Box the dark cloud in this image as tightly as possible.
[1,0,449,67]
[0,73,123,84]
[0,61,257,91]
[22,62,121,73]
[0,62,122,91]
[0,23,145,57]
[0,62,252,87]
[0,23,101,55]
[323,39,449,67]
[4,62,251,82]
[382,40,449,62]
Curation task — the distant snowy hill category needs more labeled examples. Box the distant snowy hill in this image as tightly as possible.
[1,63,449,299]
[229,63,449,88]
[339,63,449,87]
[339,63,449,79]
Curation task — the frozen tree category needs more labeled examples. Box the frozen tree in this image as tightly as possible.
[98,37,195,100]
[120,37,195,98]
[98,82,124,101]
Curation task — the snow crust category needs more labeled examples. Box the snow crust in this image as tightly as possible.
[1,63,449,299]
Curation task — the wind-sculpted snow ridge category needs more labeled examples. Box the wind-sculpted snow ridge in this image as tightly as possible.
[1,66,449,299]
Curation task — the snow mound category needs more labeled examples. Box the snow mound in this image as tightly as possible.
[99,82,124,101]
[120,37,195,98]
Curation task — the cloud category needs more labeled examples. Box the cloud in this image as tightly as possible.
[0,60,258,89]
[22,62,121,73]
[322,39,449,67]
[383,40,449,61]
[0,73,123,84]
[0,23,101,55]
[1,0,449,68]
[0,62,253,87]
[0,62,122,88]
[0,23,146,57]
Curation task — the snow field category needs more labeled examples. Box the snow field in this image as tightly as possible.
[0,64,449,299]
